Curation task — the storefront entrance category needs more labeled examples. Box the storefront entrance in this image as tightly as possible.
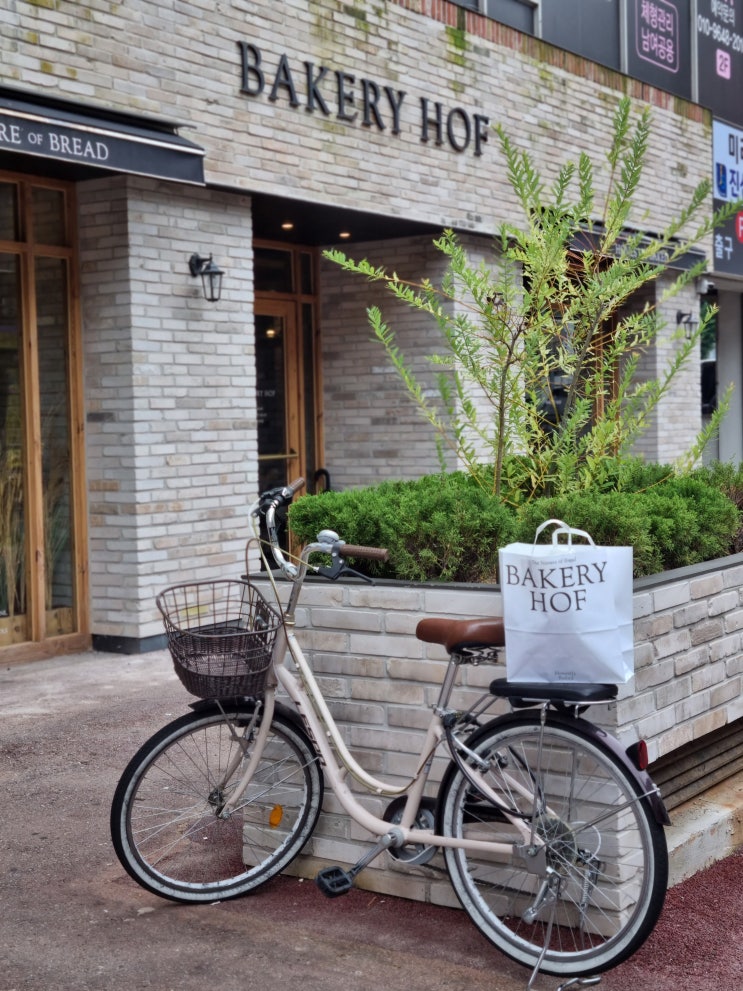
[254,244,321,495]
[0,173,88,658]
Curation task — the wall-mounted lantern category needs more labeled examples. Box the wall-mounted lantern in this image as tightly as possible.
[188,253,224,303]
[676,309,698,339]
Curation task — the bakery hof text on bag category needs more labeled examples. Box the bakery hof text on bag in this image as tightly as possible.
[498,519,634,684]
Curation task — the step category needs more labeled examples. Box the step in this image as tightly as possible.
[665,766,743,886]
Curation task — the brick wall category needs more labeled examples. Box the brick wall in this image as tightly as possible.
[2,2,711,243]
[320,235,457,488]
[253,553,743,898]
[630,274,703,464]
[630,558,743,756]
[78,176,258,641]
[1,0,716,642]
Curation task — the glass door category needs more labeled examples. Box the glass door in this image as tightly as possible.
[254,243,321,507]
[0,177,86,655]
[255,302,303,493]
[0,251,25,642]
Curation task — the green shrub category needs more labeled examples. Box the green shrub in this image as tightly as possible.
[604,458,677,493]
[694,462,743,552]
[289,486,391,561]
[288,467,741,583]
[289,473,516,583]
[644,475,740,569]
[515,476,740,577]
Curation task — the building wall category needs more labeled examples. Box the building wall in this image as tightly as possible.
[320,235,459,489]
[630,274,703,465]
[78,176,258,644]
[227,1,711,243]
[651,287,705,465]
[4,1,712,241]
[1,0,722,645]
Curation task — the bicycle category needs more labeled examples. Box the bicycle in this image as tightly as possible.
[110,479,670,986]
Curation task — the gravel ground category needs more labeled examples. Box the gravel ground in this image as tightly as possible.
[1,650,741,991]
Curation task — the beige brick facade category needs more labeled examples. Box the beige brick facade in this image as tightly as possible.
[0,0,725,650]
[77,176,257,640]
[251,552,743,896]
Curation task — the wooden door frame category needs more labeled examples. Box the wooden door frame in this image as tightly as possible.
[0,170,89,664]
[253,241,323,494]
[254,299,306,488]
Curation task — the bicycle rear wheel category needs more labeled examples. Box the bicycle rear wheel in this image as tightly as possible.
[110,702,323,902]
[438,712,667,977]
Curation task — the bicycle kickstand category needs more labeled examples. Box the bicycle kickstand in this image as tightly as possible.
[527,961,601,991]
[315,828,405,898]
[524,893,601,991]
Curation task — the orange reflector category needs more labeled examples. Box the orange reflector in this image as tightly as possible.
[269,805,284,828]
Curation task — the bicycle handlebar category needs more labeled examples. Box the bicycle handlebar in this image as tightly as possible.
[340,544,390,562]
[258,477,306,512]
[249,478,389,580]
[286,476,306,497]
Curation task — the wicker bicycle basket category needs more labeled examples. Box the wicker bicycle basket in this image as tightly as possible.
[156,579,281,699]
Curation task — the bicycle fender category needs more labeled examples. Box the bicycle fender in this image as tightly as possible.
[440,709,671,827]
[546,710,671,827]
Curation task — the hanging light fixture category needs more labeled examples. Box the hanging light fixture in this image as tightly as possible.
[188,253,224,303]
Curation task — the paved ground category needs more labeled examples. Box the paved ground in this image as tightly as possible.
[1,650,742,991]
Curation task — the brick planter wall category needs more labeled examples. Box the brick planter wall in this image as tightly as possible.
[253,552,743,899]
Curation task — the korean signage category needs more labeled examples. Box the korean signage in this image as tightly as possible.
[697,0,743,127]
[539,1,743,129]
[626,0,692,99]
[712,120,743,275]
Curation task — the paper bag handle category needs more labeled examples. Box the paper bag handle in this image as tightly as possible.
[534,518,595,547]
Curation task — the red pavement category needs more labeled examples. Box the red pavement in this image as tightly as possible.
[602,846,743,991]
[214,850,743,991]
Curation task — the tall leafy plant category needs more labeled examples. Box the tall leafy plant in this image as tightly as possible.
[326,98,737,504]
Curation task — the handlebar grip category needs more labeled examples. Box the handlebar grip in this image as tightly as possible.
[287,477,306,495]
[341,544,390,562]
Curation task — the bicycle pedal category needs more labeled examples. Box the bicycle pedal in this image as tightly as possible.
[315,865,354,898]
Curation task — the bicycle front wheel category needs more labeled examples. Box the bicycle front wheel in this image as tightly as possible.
[439,713,667,977]
[110,703,323,902]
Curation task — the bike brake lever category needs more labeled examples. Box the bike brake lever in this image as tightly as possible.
[317,558,374,584]
[314,535,376,584]
[317,551,374,585]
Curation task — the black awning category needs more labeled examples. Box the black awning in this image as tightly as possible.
[0,94,205,185]
[572,226,706,273]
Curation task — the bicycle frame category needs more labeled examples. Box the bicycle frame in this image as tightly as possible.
[217,512,543,859]
[217,487,664,868]
[110,483,671,983]
[221,630,534,857]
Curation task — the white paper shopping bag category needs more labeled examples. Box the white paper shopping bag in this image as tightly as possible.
[499,520,634,684]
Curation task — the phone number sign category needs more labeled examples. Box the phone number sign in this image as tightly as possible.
[698,0,743,127]
[713,120,743,275]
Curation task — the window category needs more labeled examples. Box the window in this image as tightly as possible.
[0,175,87,655]
[449,0,538,33]
[485,0,537,33]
